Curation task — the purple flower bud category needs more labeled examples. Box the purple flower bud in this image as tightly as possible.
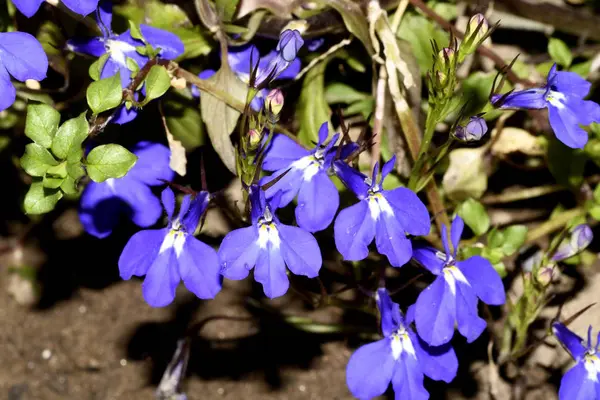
[248,128,261,149]
[454,116,488,142]
[266,88,284,115]
[552,224,593,261]
[438,47,455,67]
[467,14,489,41]
[277,29,304,62]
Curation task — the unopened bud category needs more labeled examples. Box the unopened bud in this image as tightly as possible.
[467,14,489,42]
[535,264,557,287]
[277,30,304,62]
[266,89,284,116]
[454,116,488,142]
[438,48,455,69]
[552,224,593,261]
[248,129,262,150]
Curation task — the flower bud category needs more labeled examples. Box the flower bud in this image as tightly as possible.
[535,264,557,287]
[552,224,593,261]
[266,89,284,116]
[277,29,304,62]
[467,14,489,43]
[438,48,455,69]
[454,116,488,142]
[248,128,262,150]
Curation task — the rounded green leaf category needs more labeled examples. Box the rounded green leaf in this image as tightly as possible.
[548,38,573,68]
[51,112,89,161]
[86,72,123,114]
[144,65,171,104]
[501,225,528,256]
[25,104,61,148]
[24,180,63,214]
[457,198,490,236]
[85,144,137,183]
[20,143,59,177]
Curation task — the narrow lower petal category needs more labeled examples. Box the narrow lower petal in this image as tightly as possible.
[161,187,176,221]
[457,256,505,305]
[334,201,376,261]
[375,212,413,267]
[455,280,487,343]
[67,37,106,58]
[558,361,598,400]
[411,331,458,383]
[415,276,456,346]
[218,227,261,280]
[254,245,289,298]
[11,0,44,17]
[0,32,48,81]
[142,247,181,307]
[127,142,175,186]
[79,181,123,238]
[346,339,396,400]
[61,0,99,15]
[278,224,322,278]
[492,88,548,109]
[178,237,222,299]
[119,228,168,279]
[450,216,464,256]
[333,161,369,200]
[376,289,399,338]
[548,104,588,149]
[412,246,444,275]
[296,171,339,232]
[391,352,428,400]
[262,134,310,171]
[0,65,16,112]
[182,191,210,234]
[552,322,587,361]
[383,188,431,236]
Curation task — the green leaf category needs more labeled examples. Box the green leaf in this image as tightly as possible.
[143,65,171,104]
[89,53,109,81]
[215,0,240,21]
[492,262,507,278]
[296,57,331,146]
[487,227,505,249]
[85,144,137,183]
[457,198,490,236]
[43,162,67,189]
[501,225,528,256]
[128,21,145,41]
[462,71,508,119]
[126,57,140,75]
[23,180,63,214]
[163,90,205,150]
[61,163,85,195]
[316,0,373,55]
[20,143,59,177]
[25,103,61,148]
[325,83,370,104]
[174,27,212,60]
[200,64,247,174]
[397,13,448,75]
[86,72,123,114]
[51,112,89,162]
[548,38,573,68]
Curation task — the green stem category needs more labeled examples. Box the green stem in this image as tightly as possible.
[408,111,436,191]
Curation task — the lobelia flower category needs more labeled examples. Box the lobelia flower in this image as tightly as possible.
[553,322,600,400]
[260,122,342,232]
[0,31,48,111]
[80,141,175,239]
[119,187,221,307]
[67,1,183,123]
[218,185,322,299]
[333,155,430,267]
[346,288,458,400]
[454,115,488,142]
[413,216,506,346]
[11,0,99,17]
[491,64,600,149]
[552,224,594,261]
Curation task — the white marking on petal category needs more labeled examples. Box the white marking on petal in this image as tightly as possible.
[106,39,136,67]
[290,155,321,182]
[106,178,116,193]
[390,331,416,360]
[159,230,187,258]
[546,90,566,110]
[367,193,394,220]
[585,353,600,382]
[257,223,281,250]
[443,265,470,296]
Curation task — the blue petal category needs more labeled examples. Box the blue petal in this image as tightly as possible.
[558,361,598,400]
[11,0,44,17]
[0,32,48,82]
[277,30,304,62]
[182,191,210,234]
[262,134,310,171]
[455,280,486,343]
[415,276,456,346]
[346,339,395,400]
[549,103,589,149]
[263,166,304,209]
[334,200,376,261]
[96,0,112,37]
[333,161,369,200]
[140,25,184,60]
[276,57,301,80]
[127,141,175,186]
[61,0,99,16]
[250,89,266,111]
[178,237,221,299]
[411,331,458,383]
[218,226,260,280]
[114,179,163,228]
[254,244,288,298]
[99,58,121,82]
[278,224,322,278]
[317,122,329,146]
[79,181,122,238]
[458,256,505,305]
[391,352,428,400]
[412,246,444,275]
[0,65,16,112]
[142,246,181,307]
[553,70,592,98]
[376,288,399,337]
[119,228,168,279]
[380,155,396,183]
[383,188,431,236]
[296,171,339,232]
[552,322,587,361]
[375,211,413,267]
[568,98,600,126]
[492,88,548,109]
[228,44,258,79]
[161,187,176,221]
[450,216,464,256]
[67,37,107,57]
[112,103,138,124]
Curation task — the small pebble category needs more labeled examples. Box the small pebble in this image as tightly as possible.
[120,359,127,366]
[41,349,52,360]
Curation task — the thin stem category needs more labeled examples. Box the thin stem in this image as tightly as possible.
[526,208,585,244]
[481,185,565,205]
[371,65,387,172]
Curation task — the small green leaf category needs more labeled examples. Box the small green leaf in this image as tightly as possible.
[457,198,490,236]
[25,104,61,148]
[23,180,63,214]
[589,205,600,221]
[89,53,109,81]
[125,57,140,74]
[86,72,123,114]
[20,143,59,177]
[174,27,212,60]
[492,262,507,278]
[61,163,85,195]
[143,65,171,104]
[85,144,137,183]
[43,162,67,189]
[43,175,64,189]
[51,112,89,161]
[548,38,573,68]
[129,21,145,41]
[296,57,332,146]
[487,227,505,249]
[501,225,528,256]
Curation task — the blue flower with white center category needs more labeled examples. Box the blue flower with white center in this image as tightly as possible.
[553,322,600,400]
[11,0,99,17]
[0,31,48,112]
[346,288,458,400]
[333,155,430,267]
[413,216,506,346]
[67,1,183,124]
[491,64,600,149]
[260,122,341,232]
[217,185,322,299]
[79,141,175,239]
[119,187,221,307]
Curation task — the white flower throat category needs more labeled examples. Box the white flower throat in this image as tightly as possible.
[257,206,281,249]
[159,220,187,258]
[436,251,470,295]
[366,184,394,220]
[291,147,327,182]
[584,350,600,381]
[390,327,416,360]
[105,39,136,67]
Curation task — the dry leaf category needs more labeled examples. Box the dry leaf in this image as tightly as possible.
[160,105,187,176]
[491,127,546,156]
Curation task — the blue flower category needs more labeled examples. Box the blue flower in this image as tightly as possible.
[67,1,184,124]
[413,216,506,346]
[454,115,488,142]
[0,31,48,112]
[260,122,341,232]
[552,224,594,261]
[346,288,458,400]
[217,185,322,299]
[119,187,221,307]
[80,141,175,238]
[553,322,600,400]
[12,0,99,17]
[491,64,600,149]
[333,156,430,267]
